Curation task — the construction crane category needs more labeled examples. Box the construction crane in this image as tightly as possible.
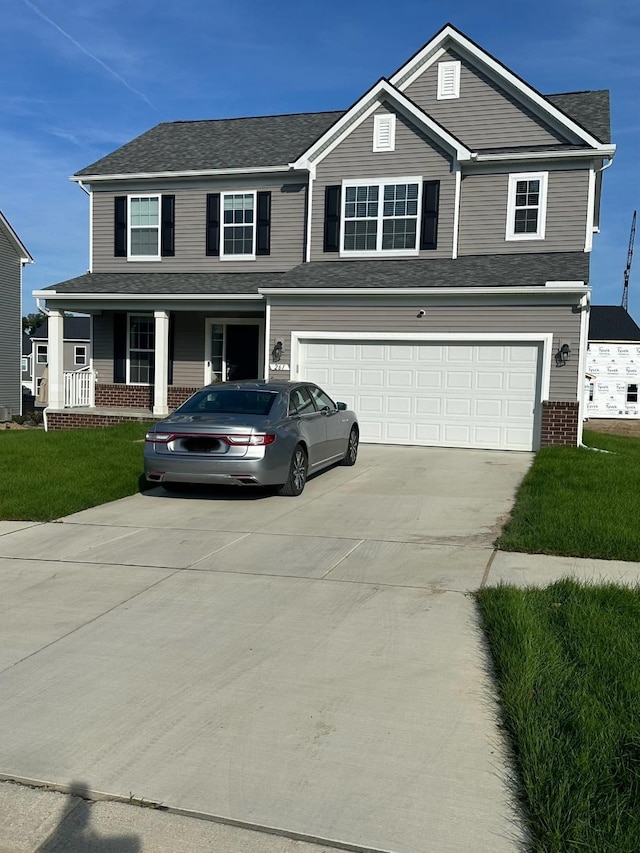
[622,210,636,312]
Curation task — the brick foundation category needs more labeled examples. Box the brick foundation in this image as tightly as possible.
[94,384,198,410]
[46,412,155,430]
[541,401,580,447]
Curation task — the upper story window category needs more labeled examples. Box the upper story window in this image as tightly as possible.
[114,195,174,260]
[373,114,396,152]
[74,345,87,366]
[222,192,256,259]
[437,61,461,100]
[129,196,160,257]
[36,344,48,364]
[506,172,548,241]
[341,178,422,256]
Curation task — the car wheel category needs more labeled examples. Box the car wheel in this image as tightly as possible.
[278,445,308,496]
[341,426,359,466]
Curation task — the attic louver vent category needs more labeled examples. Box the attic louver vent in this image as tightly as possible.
[437,60,461,100]
[373,114,396,151]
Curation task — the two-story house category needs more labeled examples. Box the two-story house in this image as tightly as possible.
[1,209,33,418]
[34,23,614,450]
[23,316,91,405]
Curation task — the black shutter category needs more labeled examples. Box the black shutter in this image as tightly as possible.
[323,185,341,253]
[114,197,127,257]
[206,193,220,256]
[420,180,440,250]
[168,313,175,386]
[113,312,127,384]
[256,191,271,255]
[161,195,175,257]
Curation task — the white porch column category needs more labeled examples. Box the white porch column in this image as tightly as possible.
[153,310,170,416]
[47,309,65,410]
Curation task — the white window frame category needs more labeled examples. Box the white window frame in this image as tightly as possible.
[127,194,161,261]
[36,377,44,394]
[506,172,548,241]
[74,345,87,366]
[340,176,422,258]
[220,190,257,261]
[36,343,48,364]
[21,356,28,372]
[373,114,396,152]
[437,60,461,100]
[127,313,155,385]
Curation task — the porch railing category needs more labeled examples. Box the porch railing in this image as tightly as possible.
[63,368,95,408]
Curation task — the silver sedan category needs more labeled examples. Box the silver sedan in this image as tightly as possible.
[144,381,359,496]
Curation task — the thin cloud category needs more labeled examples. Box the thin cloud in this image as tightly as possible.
[20,0,155,108]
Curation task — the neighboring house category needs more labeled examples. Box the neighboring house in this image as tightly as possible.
[26,316,91,405]
[0,209,33,418]
[21,331,32,392]
[585,305,640,419]
[34,23,615,450]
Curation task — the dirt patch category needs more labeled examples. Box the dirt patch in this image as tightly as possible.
[584,419,640,438]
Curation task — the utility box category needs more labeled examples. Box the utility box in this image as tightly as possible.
[0,407,11,423]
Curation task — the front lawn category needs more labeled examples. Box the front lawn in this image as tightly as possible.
[0,423,150,521]
[497,429,640,561]
[477,579,640,853]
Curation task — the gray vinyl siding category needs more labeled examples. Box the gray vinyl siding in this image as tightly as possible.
[268,301,581,402]
[92,313,113,382]
[458,169,589,256]
[31,338,90,385]
[402,49,572,149]
[311,105,455,261]
[91,178,306,273]
[0,228,22,413]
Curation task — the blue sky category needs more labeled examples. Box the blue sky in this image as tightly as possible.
[4,0,639,316]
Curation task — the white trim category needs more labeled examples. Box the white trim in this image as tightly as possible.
[0,210,33,263]
[71,165,294,183]
[340,176,422,257]
[373,114,396,151]
[74,345,87,366]
[260,285,588,297]
[585,168,596,252]
[153,310,170,416]
[34,291,264,302]
[577,292,590,443]
[126,312,155,385]
[452,165,461,259]
[305,168,313,264]
[263,300,272,380]
[389,25,609,151]
[88,190,93,273]
[21,356,28,373]
[220,190,257,260]
[506,172,548,241]
[474,147,616,163]
[128,194,161,260]
[35,343,48,364]
[290,330,553,402]
[437,60,460,100]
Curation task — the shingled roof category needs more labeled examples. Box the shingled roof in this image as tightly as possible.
[75,90,610,177]
[589,306,640,341]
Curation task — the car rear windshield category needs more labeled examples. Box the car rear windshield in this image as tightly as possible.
[179,389,277,416]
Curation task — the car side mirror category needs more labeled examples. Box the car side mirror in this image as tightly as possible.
[337,402,347,411]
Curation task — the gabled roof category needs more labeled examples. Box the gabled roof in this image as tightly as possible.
[589,306,640,341]
[32,316,91,340]
[547,91,611,145]
[0,209,33,263]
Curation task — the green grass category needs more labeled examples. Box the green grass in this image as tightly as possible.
[0,423,151,521]
[477,579,640,853]
[497,429,640,561]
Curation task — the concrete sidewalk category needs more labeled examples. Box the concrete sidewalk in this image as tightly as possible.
[2,446,638,853]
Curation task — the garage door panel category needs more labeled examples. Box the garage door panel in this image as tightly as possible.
[299,339,540,451]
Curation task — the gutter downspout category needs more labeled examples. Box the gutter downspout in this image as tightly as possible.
[576,290,591,447]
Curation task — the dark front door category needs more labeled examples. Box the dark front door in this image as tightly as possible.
[226,324,260,381]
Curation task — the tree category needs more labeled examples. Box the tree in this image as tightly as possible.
[22,312,46,335]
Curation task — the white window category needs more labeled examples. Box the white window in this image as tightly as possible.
[36,344,48,364]
[373,114,396,152]
[74,345,87,366]
[341,177,422,257]
[221,192,256,259]
[506,172,548,241]
[128,195,160,258]
[21,357,28,372]
[36,377,44,393]
[128,314,155,384]
[437,61,461,100]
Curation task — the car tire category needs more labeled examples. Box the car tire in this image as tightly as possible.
[277,445,308,496]
[340,426,359,467]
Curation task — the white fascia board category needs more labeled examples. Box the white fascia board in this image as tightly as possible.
[260,285,589,297]
[33,290,264,301]
[70,165,294,184]
[390,25,609,151]
[0,211,34,263]
[473,147,616,164]
[290,79,473,169]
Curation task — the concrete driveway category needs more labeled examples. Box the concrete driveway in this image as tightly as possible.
[0,445,531,852]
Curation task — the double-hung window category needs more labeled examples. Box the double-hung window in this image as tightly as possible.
[74,345,87,366]
[506,172,548,241]
[129,196,160,258]
[341,178,421,256]
[36,344,48,364]
[222,192,256,259]
[128,314,155,384]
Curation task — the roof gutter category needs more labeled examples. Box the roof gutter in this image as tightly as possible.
[70,165,296,183]
[473,145,616,163]
[33,290,264,301]
[259,284,590,296]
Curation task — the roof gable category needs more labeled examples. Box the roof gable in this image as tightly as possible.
[589,306,640,341]
[0,209,33,263]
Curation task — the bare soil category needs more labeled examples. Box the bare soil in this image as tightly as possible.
[585,419,640,438]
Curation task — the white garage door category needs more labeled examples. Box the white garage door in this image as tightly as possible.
[299,339,541,451]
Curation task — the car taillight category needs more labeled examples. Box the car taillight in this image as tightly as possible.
[146,432,173,443]
[224,434,276,446]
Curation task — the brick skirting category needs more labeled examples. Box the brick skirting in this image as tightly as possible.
[47,412,154,430]
[540,400,580,447]
[94,384,198,410]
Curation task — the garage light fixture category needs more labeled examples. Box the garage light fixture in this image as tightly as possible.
[555,343,571,366]
[272,341,284,362]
